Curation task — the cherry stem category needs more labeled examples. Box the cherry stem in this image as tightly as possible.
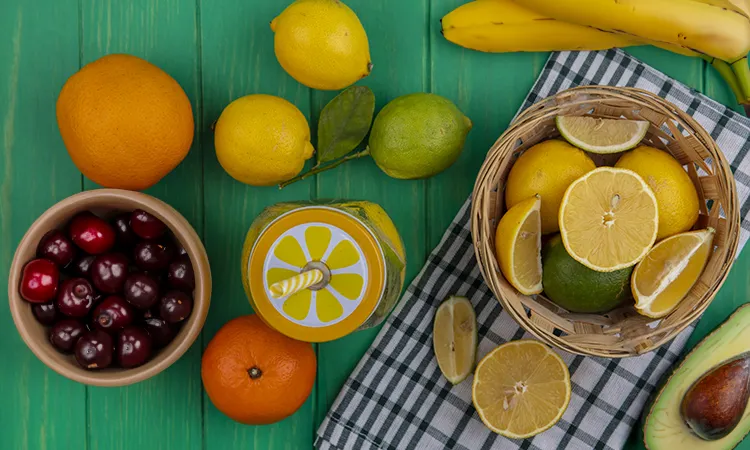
[279,148,371,189]
[247,366,262,380]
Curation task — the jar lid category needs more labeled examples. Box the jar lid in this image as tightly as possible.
[248,206,385,342]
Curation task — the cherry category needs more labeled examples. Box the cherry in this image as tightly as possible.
[112,213,138,249]
[57,278,95,317]
[32,301,59,326]
[117,326,152,368]
[20,259,60,303]
[130,209,167,240]
[75,330,113,370]
[36,230,76,268]
[167,256,195,292]
[159,291,193,324]
[143,317,175,348]
[92,295,134,332]
[49,319,87,353]
[90,253,129,294]
[68,212,115,255]
[71,255,96,278]
[123,273,160,309]
[134,241,174,271]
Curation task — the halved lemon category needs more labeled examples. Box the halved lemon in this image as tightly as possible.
[472,340,571,439]
[433,296,477,385]
[495,195,543,295]
[633,228,715,318]
[559,167,658,272]
[556,116,649,154]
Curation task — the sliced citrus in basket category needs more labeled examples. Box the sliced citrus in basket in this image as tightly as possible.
[472,340,571,439]
[433,296,477,385]
[559,167,658,272]
[633,228,715,319]
[556,116,649,154]
[495,195,543,295]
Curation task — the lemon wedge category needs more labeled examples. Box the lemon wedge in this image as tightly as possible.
[433,296,477,385]
[495,195,543,295]
[556,116,649,154]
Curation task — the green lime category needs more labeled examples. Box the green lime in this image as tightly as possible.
[542,235,633,313]
[368,93,472,179]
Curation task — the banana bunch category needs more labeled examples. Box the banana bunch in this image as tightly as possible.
[442,0,750,105]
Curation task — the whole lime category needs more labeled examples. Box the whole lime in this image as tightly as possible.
[368,93,472,179]
[542,235,632,313]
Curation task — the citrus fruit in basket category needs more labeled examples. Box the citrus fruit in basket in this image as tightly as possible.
[368,93,472,179]
[615,145,700,240]
[633,228,714,318]
[472,340,571,439]
[556,116,649,154]
[214,94,314,186]
[433,296,477,385]
[505,140,595,234]
[542,235,632,313]
[56,54,194,191]
[494,195,543,295]
[201,315,316,425]
[559,167,658,272]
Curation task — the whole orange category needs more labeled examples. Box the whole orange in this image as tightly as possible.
[56,54,194,190]
[201,315,316,425]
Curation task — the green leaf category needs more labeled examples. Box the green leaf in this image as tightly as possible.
[317,86,375,164]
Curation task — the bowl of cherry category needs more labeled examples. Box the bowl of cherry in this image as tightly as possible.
[8,189,211,387]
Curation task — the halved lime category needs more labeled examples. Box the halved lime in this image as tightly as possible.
[433,296,477,384]
[556,116,649,154]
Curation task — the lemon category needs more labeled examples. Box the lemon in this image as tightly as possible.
[615,145,700,240]
[433,296,477,385]
[505,140,596,234]
[368,93,472,179]
[633,228,714,318]
[472,340,571,439]
[271,0,372,90]
[214,95,314,186]
[495,195,543,295]
[559,167,658,272]
[556,116,649,154]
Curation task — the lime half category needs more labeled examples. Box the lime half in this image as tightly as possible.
[556,116,649,154]
[433,296,477,384]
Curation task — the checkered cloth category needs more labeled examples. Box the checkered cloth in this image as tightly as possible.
[315,49,750,450]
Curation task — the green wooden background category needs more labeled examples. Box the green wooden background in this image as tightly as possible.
[0,0,748,449]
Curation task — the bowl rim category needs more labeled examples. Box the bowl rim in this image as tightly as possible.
[8,188,211,386]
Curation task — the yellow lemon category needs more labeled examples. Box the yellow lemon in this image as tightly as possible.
[271,0,372,90]
[214,94,314,186]
[495,195,543,295]
[505,140,596,234]
[615,145,700,240]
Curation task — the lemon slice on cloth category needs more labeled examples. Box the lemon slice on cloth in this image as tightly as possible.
[433,296,477,385]
[495,195,543,295]
[472,340,571,439]
[556,116,649,154]
[633,228,715,318]
[559,167,658,272]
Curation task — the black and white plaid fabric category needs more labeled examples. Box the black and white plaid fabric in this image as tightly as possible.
[315,49,750,450]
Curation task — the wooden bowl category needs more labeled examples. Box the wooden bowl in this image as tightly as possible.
[472,86,740,358]
[8,189,211,386]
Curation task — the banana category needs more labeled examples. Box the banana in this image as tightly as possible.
[441,0,637,53]
[511,0,750,62]
[694,0,750,20]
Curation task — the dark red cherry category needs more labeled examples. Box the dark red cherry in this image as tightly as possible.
[32,301,59,326]
[159,291,193,324]
[74,330,113,370]
[90,253,129,294]
[71,255,96,278]
[123,273,160,309]
[143,317,175,348]
[49,319,86,353]
[92,295,134,332]
[68,212,115,255]
[36,230,76,268]
[19,259,60,303]
[56,278,95,317]
[167,256,195,292]
[134,241,174,271]
[130,209,167,240]
[112,213,138,249]
[117,326,152,368]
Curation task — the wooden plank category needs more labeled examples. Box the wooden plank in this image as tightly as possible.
[0,2,87,450]
[77,0,204,449]
[198,0,316,448]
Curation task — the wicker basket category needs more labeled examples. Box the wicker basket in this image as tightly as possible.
[472,86,740,358]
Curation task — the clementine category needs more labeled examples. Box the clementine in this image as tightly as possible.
[201,315,316,425]
[56,54,194,190]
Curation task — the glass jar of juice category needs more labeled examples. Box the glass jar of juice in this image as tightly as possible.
[241,201,406,342]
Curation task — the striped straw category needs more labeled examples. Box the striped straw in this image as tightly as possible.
[269,269,324,299]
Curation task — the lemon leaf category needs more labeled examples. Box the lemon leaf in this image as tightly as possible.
[317,86,375,164]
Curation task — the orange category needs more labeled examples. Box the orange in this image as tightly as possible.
[56,54,194,190]
[201,315,316,425]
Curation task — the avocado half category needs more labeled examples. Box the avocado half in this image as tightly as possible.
[643,304,750,449]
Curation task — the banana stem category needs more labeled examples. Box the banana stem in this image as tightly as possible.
[279,148,371,189]
[730,57,750,103]
[701,56,748,105]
